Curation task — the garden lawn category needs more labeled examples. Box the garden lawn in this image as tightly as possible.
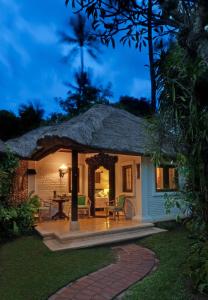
[0,234,114,300]
[0,228,194,300]
[124,228,193,300]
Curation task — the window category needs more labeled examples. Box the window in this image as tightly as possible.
[122,165,133,192]
[156,166,178,192]
[68,168,80,193]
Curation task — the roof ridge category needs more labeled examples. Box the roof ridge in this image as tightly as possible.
[69,105,114,144]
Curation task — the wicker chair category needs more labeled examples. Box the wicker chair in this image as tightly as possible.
[78,195,91,218]
[106,195,126,220]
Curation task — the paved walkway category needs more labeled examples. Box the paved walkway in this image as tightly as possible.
[49,244,157,300]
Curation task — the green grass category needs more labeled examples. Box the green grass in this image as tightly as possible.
[124,228,193,300]
[0,234,114,300]
[0,228,194,300]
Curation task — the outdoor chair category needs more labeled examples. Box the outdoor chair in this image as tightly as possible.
[106,194,126,220]
[78,195,91,218]
[37,199,53,222]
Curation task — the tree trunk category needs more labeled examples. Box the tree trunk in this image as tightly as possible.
[148,0,157,112]
[71,149,78,221]
[80,46,84,74]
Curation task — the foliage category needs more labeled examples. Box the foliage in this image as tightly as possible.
[156,43,208,295]
[0,110,21,141]
[114,96,153,117]
[0,192,40,238]
[186,239,208,295]
[66,0,178,49]
[0,236,114,300]
[0,101,45,141]
[59,70,112,116]
[59,13,112,115]
[60,13,101,73]
[46,112,71,124]
[65,1,198,111]
[158,44,208,224]
[0,150,19,206]
[0,152,40,238]
[18,101,45,133]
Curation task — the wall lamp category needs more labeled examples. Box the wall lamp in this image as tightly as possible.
[59,164,68,178]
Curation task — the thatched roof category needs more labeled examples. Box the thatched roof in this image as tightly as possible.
[5,105,169,159]
[0,139,6,153]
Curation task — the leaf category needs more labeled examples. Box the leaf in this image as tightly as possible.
[111,37,115,48]
[142,39,147,47]
[86,4,96,17]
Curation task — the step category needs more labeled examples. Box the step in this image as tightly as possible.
[37,222,154,242]
[44,227,166,251]
[55,223,154,243]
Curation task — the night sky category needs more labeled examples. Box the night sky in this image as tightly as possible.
[0,0,150,116]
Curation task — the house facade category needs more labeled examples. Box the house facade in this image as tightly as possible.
[1,105,179,225]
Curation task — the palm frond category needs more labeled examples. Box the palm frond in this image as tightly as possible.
[64,81,79,91]
[59,31,77,44]
[87,48,100,62]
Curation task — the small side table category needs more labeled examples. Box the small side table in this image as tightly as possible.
[52,198,69,220]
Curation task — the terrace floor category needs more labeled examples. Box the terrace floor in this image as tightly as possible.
[36,217,142,236]
[35,217,165,251]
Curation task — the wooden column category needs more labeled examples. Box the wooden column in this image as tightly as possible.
[109,165,116,205]
[71,149,78,223]
[88,167,95,217]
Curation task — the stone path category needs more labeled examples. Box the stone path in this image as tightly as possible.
[49,244,157,300]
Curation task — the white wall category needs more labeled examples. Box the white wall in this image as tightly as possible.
[141,156,180,222]
[31,151,85,201]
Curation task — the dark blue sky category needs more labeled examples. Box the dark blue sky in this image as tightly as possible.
[0,0,150,116]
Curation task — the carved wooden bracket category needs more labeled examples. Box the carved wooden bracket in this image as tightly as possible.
[86,153,118,216]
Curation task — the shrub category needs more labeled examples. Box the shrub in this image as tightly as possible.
[186,240,208,295]
[0,150,19,206]
[0,192,40,238]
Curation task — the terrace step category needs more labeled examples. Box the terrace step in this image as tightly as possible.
[43,226,166,251]
[37,222,154,241]
[56,222,154,243]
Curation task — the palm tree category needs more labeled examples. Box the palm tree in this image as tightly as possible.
[60,14,100,74]
[59,70,112,116]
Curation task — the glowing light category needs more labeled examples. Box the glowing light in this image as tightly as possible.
[59,164,68,178]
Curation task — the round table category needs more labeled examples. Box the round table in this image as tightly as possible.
[52,198,69,220]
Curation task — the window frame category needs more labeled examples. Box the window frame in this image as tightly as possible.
[122,164,133,193]
[155,165,179,192]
